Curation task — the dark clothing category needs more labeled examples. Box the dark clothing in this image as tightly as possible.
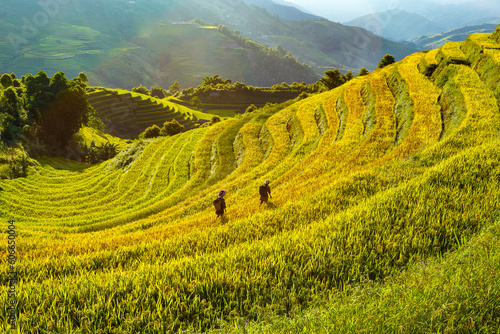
[259,184,271,204]
[259,184,271,197]
[215,196,226,216]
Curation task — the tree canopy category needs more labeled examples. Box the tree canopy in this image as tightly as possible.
[1,70,94,151]
[377,54,396,69]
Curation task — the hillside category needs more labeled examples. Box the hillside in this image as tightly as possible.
[1,26,500,332]
[86,88,212,139]
[411,23,498,50]
[0,0,415,89]
[241,0,323,21]
[417,0,500,31]
[345,9,443,42]
[0,17,318,90]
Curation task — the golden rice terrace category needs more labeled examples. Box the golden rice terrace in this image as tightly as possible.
[1,27,500,332]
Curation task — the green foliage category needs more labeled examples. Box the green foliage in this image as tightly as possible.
[35,76,92,149]
[132,84,149,95]
[0,73,13,88]
[0,86,23,126]
[377,54,396,68]
[210,115,221,124]
[202,74,232,87]
[319,69,345,90]
[0,70,93,152]
[161,119,184,136]
[141,124,161,139]
[358,67,369,76]
[107,138,150,170]
[78,72,88,84]
[245,104,258,113]
[83,141,118,164]
[190,96,203,111]
[169,81,181,95]
[0,144,37,179]
[150,86,168,99]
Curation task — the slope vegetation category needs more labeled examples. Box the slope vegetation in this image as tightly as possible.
[1,27,500,333]
[86,88,211,139]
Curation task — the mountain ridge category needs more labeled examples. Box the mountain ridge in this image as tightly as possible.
[0,0,416,89]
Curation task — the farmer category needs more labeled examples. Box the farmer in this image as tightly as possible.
[259,180,271,205]
[214,190,226,218]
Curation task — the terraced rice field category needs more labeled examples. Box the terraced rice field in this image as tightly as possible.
[1,30,500,333]
[87,88,212,139]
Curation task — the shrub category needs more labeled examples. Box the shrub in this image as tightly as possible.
[161,119,184,136]
[245,104,258,113]
[132,84,149,95]
[378,54,396,68]
[140,124,161,139]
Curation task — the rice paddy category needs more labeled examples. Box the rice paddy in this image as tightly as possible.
[1,29,500,333]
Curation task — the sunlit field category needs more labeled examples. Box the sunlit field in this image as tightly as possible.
[1,29,500,333]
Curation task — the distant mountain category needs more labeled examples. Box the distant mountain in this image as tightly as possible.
[241,0,323,21]
[410,23,498,50]
[414,0,500,31]
[0,0,416,89]
[261,19,417,71]
[344,9,443,42]
[462,17,500,26]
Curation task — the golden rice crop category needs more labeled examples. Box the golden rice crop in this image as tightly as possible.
[1,39,500,332]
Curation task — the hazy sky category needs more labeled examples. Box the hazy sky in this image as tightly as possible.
[282,0,476,21]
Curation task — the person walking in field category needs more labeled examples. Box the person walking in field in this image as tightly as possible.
[259,180,272,205]
[213,190,226,218]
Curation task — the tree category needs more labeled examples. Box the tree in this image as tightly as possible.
[169,81,181,95]
[78,72,88,84]
[36,81,92,149]
[210,115,221,124]
[343,72,354,82]
[141,124,161,139]
[132,84,149,95]
[377,54,396,69]
[319,69,345,90]
[24,71,52,122]
[358,67,369,76]
[151,86,168,99]
[0,87,22,125]
[1,73,13,88]
[202,75,231,86]
[276,44,286,57]
[190,96,203,111]
[161,119,184,136]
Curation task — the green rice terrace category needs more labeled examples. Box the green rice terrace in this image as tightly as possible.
[1,27,500,333]
[86,88,212,139]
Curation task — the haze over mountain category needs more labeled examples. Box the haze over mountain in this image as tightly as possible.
[327,0,500,47]
[282,0,488,22]
[345,10,443,42]
[242,0,324,21]
[411,23,498,49]
[0,0,416,90]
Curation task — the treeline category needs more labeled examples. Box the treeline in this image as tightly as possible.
[0,70,97,177]
[180,75,317,104]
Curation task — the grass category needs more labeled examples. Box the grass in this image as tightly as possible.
[1,30,500,333]
[86,88,213,139]
[224,217,500,333]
